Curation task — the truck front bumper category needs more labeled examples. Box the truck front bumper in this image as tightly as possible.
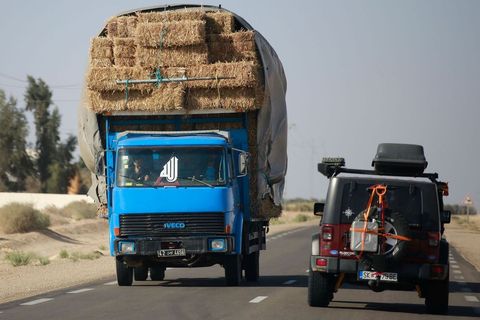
[114,236,235,256]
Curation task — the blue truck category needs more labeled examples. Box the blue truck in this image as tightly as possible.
[79,5,287,286]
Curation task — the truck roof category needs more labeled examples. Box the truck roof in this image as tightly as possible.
[117,133,228,148]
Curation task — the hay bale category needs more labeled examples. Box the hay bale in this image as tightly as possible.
[113,38,136,58]
[107,16,137,38]
[86,67,152,92]
[88,83,185,112]
[137,10,206,23]
[208,31,257,63]
[177,61,260,89]
[90,37,113,59]
[186,88,258,111]
[135,20,206,48]
[205,11,234,34]
[91,58,113,68]
[115,58,136,67]
[136,44,209,67]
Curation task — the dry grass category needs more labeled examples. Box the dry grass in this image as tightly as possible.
[135,20,206,48]
[62,201,97,220]
[452,215,480,231]
[205,11,235,34]
[0,203,50,234]
[137,10,206,23]
[136,44,209,68]
[208,31,257,63]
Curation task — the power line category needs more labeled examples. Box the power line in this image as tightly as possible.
[0,72,82,89]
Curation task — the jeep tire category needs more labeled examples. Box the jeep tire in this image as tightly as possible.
[308,267,334,307]
[116,258,133,286]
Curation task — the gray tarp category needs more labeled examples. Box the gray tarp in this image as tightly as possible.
[78,5,287,213]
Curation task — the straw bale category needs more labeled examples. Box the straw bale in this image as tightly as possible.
[113,38,136,58]
[86,67,152,92]
[186,88,258,111]
[135,21,206,48]
[87,83,185,112]
[137,10,206,23]
[107,16,137,38]
[115,58,136,67]
[90,37,113,59]
[205,11,234,34]
[91,58,113,68]
[136,44,209,67]
[207,31,257,63]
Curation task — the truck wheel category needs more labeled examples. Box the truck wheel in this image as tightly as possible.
[425,273,449,314]
[308,267,334,307]
[134,266,148,281]
[224,254,242,286]
[244,251,260,282]
[116,258,133,286]
[150,266,165,281]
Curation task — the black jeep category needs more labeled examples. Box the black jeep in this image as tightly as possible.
[308,143,451,314]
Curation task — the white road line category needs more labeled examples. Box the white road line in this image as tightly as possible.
[451,264,460,269]
[249,296,268,303]
[453,270,462,274]
[67,288,94,294]
[460,287,472,293]
[283,279,297,285]
[306,269,310,273]
[20,298,54,306]
[465,296,480,303]
[104,281,117,285]
[450,260,457,264]
[455,275,465,280]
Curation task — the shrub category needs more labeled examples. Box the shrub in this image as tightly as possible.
[293,214,309,223]
[269,218,285,225]
[38,256,50,266]
[59,249,69,259]
[62,201,97,220]
[0,203,50,234]
[5,251,34,267]
[69,251,102,262]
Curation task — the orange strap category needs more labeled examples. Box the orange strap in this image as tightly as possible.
[350,228,412,242]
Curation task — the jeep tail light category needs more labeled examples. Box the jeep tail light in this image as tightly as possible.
[428,232,439,247]
[316,258,328,267]
[322,226,333,241]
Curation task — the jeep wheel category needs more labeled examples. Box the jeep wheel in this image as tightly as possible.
[134,266,148,281]
[244,252,260,282]
[383,212,410,261]
[116,258,133,286]
[308,267,334,307]
[224,254,242,286]
[425,273,449,314]
[150,266,166,281]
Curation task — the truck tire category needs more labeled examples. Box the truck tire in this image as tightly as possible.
[224,254,242,286]
[116,258,133,286]
[244,251,260,282]
[134,266,148,281]
[150,266,165,281]
[425,273,449,314]
[308,267,334,307]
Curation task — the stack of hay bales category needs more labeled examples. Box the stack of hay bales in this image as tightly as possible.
[86,9,263,113]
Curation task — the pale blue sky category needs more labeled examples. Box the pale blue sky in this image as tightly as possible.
[0,0,479,206]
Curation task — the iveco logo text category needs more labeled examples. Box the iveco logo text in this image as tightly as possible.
[163,222,186,229]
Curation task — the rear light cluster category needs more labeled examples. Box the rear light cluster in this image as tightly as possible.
[428,232,440,247]
[322,226,333,241]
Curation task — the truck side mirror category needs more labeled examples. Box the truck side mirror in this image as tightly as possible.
[441,210,451,224]
[237,152,249,177]
[314,202,325,216]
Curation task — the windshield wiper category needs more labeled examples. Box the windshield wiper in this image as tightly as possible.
[187,176,213,187]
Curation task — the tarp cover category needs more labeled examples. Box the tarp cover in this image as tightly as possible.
[78,4,287,214]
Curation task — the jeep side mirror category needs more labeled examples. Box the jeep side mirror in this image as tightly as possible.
[314,202,325,216]
[441,210,451,224]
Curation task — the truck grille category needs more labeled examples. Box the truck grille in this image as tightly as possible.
[119,213,225,237]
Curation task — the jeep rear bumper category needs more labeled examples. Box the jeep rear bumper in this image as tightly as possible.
[310,255,449,281]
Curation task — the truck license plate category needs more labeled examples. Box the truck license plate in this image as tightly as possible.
[359,271,398,282]
[157,248,186,257]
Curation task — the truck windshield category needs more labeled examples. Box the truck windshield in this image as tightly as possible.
[117,147,227,187]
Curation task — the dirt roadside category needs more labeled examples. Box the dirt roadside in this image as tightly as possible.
[444,219,480,272]
[0,215,318,304]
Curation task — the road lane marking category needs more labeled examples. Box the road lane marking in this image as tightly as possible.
[465,296,480,303]
[67,288,94,294]
[453,270,462,274]
[455,275,465,280]
[104,281,117,285]
[306,269,310,273]
[283,279,297,285]
[451,264,460,269]
[249,296,268,303]
[20,298,53,306]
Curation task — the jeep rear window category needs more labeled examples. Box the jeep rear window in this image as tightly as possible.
[339,183,438,229]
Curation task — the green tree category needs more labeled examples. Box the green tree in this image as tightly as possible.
[0,90,33,191]
[24,76,77,193]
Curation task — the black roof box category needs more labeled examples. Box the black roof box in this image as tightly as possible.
[372,143,428,175]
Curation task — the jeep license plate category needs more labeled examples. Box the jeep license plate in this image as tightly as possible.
[157,248,186,257]
[359,271,398,282]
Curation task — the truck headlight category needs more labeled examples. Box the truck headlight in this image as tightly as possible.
[118,241,136,254]
[209,238,226,252]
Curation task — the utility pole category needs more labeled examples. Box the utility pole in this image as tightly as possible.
[464,195,473,222]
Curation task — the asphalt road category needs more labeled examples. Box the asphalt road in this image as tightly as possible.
[1,226,479,319]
